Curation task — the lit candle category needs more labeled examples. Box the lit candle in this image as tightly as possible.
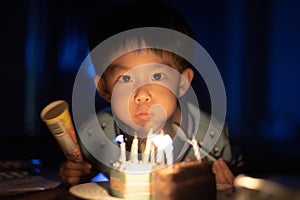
[150,145,155,163]
[152,130,166,164]
[163,134,173,165]
[120,140,126,162]
[192,136,201,161]
[156,149,165,164]
[142,128,153,163]
[113,135,126,163]
[130,134,139,163]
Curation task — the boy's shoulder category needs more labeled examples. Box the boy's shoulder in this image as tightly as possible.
[78,107,116,141]
[96,107,114,122]
[184,103,232,161]
[188,103,229,139]
[95,107,116,141]
[188,103,230,154]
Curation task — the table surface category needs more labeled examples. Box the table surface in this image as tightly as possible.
[1,175,300,200]
[0,181,236,200]
[0,187,78,200]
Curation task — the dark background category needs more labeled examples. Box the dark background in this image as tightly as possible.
[1,0,300,181]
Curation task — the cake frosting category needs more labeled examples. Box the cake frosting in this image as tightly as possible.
[109,162,159,200]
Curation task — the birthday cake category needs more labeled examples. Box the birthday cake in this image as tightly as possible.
[109,130,172,200]
[110,160,216,200]
[109,130,216,200]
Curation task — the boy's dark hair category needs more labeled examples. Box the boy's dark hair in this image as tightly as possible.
[88,1,193,51]
[88,0,194,73]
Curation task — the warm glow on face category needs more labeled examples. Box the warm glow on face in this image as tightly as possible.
[105,50,182,133]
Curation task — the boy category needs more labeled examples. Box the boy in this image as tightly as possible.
[59,1,238,186]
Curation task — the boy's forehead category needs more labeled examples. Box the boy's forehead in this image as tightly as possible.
[107,50,178,72]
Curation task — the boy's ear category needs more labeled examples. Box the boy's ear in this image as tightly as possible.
[94,75,111,102]
[178,68,194,97]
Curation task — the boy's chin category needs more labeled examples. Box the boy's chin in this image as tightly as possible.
[131,122,165,135]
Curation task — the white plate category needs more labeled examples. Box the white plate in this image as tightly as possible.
[69,182,123,200]
[70,182,235,200]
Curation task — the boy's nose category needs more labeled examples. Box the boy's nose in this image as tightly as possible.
[134,88,151,103]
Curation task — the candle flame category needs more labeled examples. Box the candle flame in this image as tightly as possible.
[114,135,124,143]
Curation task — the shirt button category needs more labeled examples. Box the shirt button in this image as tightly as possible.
[100,141,105,147]
[199,141,204,147]
[210,130,215,137]
[88,129,93,136]
[214,146,220,152]
[100,121,107,128]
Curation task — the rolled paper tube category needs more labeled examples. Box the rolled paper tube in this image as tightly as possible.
[40,100,82,162]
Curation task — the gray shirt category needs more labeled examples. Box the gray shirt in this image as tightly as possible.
[78,103,235,176]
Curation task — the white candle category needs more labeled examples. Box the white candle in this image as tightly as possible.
[142,128,153,163]
[152,130,166,164]
[130,135,139,163]
[114,135,127,163]
[150,145,155,163]
[163,134,173,165]
[192,136,201,161]
[156,149,165,164]
[120,141,126,162]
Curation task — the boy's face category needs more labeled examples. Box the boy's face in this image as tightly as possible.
[95,50,193,134]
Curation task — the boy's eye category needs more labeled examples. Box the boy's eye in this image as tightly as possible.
[151,73,165,81]
[119,75,132,83]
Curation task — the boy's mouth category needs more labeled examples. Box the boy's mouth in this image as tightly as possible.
[135,112,150,120]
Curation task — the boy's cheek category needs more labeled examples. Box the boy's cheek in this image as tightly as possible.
[111,85,133,102]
